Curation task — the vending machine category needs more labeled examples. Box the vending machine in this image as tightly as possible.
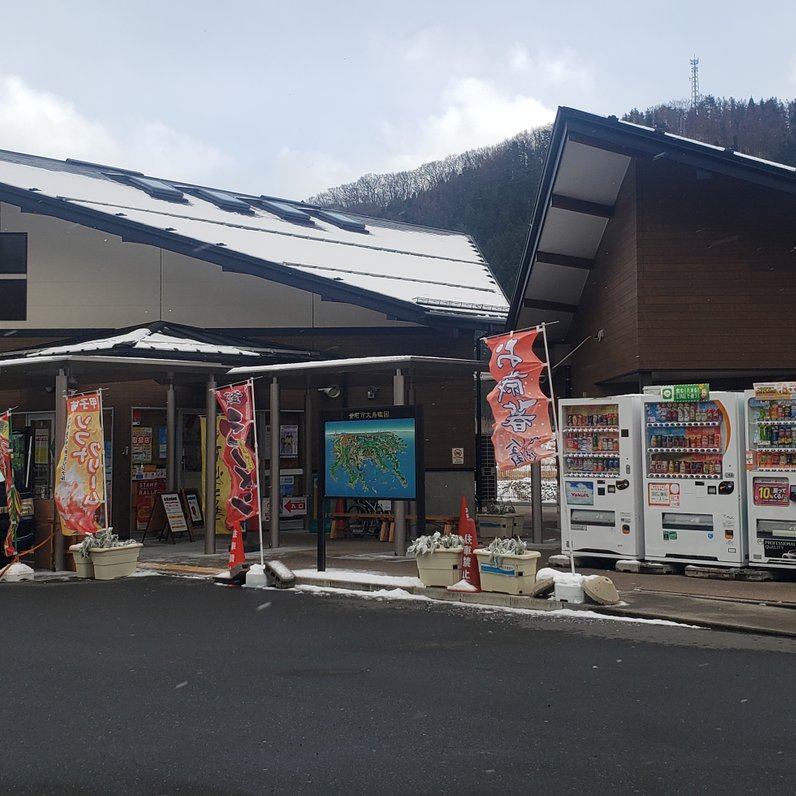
[558,395,644,560]
[642,387,746,566]
[744,383,796,569]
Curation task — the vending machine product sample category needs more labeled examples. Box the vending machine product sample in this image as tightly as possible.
[642,390,746,566]
[744,383,796,568]
[558,395,644,559]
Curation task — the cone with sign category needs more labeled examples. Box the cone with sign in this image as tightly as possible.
[447,496,481,592]
[228,524,246,569]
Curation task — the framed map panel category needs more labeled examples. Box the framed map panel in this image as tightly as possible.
[323,406,418,500]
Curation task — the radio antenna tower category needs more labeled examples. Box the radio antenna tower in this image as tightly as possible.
[690,56,700,110]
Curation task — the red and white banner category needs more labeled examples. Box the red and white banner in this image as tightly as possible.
[215,381,260,533]
[54,391,107,535]
[485,328,554,471]
[0,411,20,556]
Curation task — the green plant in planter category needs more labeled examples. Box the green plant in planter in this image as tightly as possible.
[484,536,528,566]
[74,528,138,559]
[407,531,465,556]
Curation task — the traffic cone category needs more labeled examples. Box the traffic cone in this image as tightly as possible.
[448,496,481,592]
[228,524,246,569]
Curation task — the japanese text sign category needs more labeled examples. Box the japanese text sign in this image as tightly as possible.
[54,392,106,535]
[485,329,553,471]
[215,381,260,532]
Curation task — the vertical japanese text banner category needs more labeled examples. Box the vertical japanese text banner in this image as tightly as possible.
[485,329,553,471]
[54,391,106,535]
[215,381,259,533]
[0,412,21,556]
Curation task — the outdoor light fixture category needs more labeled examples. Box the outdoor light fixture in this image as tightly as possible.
[318,385,341,399]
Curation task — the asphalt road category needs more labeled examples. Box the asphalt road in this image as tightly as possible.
[0,575,793,795]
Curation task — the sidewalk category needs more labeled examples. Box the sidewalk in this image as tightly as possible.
[137,531,796,639]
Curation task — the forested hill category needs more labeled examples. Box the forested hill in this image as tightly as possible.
[308,97,796,295]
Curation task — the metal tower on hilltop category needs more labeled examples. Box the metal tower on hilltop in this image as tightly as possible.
[690,56,700,110]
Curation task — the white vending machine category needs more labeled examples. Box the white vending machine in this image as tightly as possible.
[558,395,644,560]
[642,388,746,566]
[744,383,796,569]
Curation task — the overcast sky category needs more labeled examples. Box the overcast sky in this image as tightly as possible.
[1,1,794,199]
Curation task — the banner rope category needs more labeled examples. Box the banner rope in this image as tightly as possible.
[0,531,56,581]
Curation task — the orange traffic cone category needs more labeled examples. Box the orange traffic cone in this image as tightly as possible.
[448,496,481,592]
[228,525,246,569]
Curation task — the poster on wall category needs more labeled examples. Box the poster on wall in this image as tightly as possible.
[131,427,152,464]
[323,406,418,499]
[280,425,299,457]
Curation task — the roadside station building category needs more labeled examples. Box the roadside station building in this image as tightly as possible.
[0,149,507,566]
[508,107,796,397]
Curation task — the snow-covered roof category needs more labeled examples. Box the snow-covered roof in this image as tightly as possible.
[0,322,316,364]
[0,150,508,325]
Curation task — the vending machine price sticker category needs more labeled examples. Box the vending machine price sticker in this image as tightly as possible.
[648,482,672,506]
[752,477,790,507]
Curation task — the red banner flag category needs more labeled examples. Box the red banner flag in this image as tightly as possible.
[215,381,259,533]
[0,412,20,556]
[54,391,106,535]
[485,329,554,471]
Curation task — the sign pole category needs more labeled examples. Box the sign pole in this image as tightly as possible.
[96,389,110,533]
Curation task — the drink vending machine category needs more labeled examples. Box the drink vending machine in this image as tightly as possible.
[642,389,746,565]
[558,395,644,559]
[744,383,796,568]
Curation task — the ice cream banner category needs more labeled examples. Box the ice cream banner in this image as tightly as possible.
[485,329,554,471]
[0,411,21,556]
[55,391,106,535]
[214,380,260,532]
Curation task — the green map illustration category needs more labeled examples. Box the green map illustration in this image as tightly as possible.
[325,418,416,498]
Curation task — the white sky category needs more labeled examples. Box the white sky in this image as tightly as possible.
[2,1,795,199]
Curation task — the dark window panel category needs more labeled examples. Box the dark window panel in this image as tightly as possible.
[0,279,27,320]
[0,233,27,274]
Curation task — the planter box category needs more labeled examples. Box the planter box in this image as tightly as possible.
[476,513,523,540]
[474,549,541,595]
[68,544,94,579]
[415,548,462,588]
[90,544,143,581]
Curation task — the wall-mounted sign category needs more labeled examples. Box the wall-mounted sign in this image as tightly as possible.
[659,384,710,402]
[451,447,464,465]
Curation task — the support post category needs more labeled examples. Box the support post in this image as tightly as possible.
[303,380,313,532]
[166,377,176,492]
[531,460,543,545]
[269,377,280,549]
[393,368,406,556]
[204,375,216,554]
[53,369,68,571]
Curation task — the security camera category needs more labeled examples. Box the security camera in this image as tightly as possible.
[318,385,341,399]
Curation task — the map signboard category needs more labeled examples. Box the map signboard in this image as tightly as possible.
[323,406,419,499]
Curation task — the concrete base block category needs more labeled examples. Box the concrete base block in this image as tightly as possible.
[547,554,572,569]
[685,565,778,582]
[616,559,678,574]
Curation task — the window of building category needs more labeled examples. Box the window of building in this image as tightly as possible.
[0,232,28,320]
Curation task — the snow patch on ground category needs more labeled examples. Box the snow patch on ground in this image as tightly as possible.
[293,568,423,588]
[297,584,433,601]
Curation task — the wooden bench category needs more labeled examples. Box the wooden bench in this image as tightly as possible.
[329,512,458,541]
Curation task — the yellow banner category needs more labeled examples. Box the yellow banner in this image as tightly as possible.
[55,391,106,535]
[200,415,233,535]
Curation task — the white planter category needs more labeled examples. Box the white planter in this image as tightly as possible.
[90,543,143,581]
[476,514,523,540]
[68,544,95,579]
[415,548,462,588]
[474,549,541,595]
